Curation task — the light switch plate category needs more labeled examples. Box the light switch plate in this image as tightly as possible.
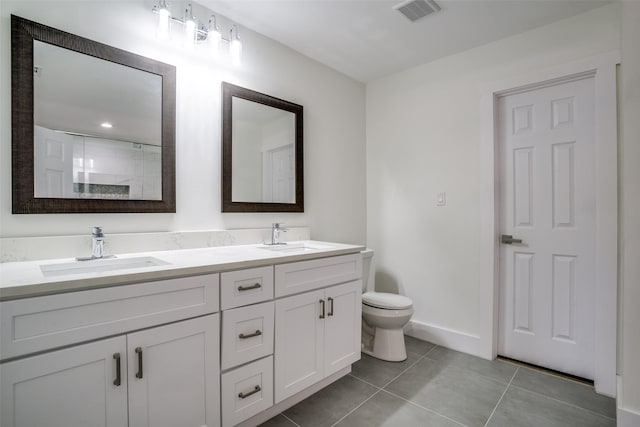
[437,192,446,206]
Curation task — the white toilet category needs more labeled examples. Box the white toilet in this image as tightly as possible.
[361,249,414,362]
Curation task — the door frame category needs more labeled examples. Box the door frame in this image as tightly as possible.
[479,51,619,396]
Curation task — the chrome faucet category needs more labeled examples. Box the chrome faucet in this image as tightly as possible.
[91,227,104,259]
[77,226,113,261]
[270,223,288,245]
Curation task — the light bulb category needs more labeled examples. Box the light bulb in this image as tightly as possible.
[230,26,242,66]
[209,28,221,57]
[184,18,196,48]
[230,39,242,66]
[157,6,170,40]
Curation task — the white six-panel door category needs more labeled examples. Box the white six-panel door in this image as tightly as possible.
[497,76,596,379]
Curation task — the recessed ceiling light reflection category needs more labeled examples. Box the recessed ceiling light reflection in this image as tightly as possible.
[101,122,113,128]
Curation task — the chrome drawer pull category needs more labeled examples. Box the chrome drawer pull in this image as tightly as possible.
[238,283,261,291]
[238,385,261,399]
[239,330,262,339]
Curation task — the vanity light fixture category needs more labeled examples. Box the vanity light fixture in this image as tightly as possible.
[152,1,243,66]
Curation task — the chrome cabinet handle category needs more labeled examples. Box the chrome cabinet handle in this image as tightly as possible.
[135,347,143,379]
[501,234,523,244]
[327,297,334,317]
[319,299,325,319]
[113,353,121,386]
[239,330,262,339]
[238,385,261,399]
[238,283,261,291]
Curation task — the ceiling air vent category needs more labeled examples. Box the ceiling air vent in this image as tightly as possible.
[393,0,441,22]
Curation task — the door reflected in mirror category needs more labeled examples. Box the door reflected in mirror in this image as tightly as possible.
[33,40,162,201]
[232,97,295,204]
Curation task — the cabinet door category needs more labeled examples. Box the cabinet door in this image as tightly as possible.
[324,281,362,377]
[0,336,128,427]
[127,314,220,427]
[274,289,324,403]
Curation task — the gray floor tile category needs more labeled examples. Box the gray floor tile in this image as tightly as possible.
[385,356,507,427]
[283,375,377,427]
[510,367,616,419]
[335,390,462,427]
[487,385,615,427]
[259,414,298,427]
[426,346,517,384]
[404,336,436,356]
[350,352,422,388]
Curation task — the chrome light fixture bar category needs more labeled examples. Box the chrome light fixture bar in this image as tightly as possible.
[152,1,242,65]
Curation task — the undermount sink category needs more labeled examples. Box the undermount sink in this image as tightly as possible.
[40,256,169,277]
[258,242,335,254]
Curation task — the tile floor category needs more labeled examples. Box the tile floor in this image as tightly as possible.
[260,337,616,427]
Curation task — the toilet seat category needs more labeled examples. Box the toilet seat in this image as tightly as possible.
[362,292,412,310]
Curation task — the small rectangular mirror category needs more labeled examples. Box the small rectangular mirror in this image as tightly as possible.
[222,82,303,212]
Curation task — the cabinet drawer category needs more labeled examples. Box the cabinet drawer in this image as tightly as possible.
[221,301,274,370]
[221,356,273,427]
[275,254,362,297]
[220,266,274,310]
[0,274,219,361]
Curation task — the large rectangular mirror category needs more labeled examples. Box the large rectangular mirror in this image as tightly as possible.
[222,82,303,212]
[11,15,176,213]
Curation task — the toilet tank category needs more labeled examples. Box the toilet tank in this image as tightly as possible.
[361,249,374,293]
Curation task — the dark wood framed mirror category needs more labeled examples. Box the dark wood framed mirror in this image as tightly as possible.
[222,82,303,212]
[11,15,176,214]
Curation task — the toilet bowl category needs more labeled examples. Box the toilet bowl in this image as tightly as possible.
[361,249,414,362]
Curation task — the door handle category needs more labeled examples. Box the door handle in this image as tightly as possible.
[113,352,121,386]
[327,297,334,317]
[238,385,261,399]
[319,299,325,319]
[501,234,523,244]
[239,330,262,339]
[238,283,261,292]
[135,347,143,379]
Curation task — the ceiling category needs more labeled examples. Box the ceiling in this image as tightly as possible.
[204,0,610,82]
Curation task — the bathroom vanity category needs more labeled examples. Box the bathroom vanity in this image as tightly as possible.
[0,241,364,427]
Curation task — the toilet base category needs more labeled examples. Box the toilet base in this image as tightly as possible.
[361,327,407,362]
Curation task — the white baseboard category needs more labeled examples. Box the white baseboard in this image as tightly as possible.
[617,406,640,427]
[404,319,485,359]
[616,375,640,427]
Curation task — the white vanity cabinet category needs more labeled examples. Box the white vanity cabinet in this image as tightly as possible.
[0,315,220,427]
[0,336,129,427]
[273,255,362,404]
[0,245,365,427]
[220,266,275,426]
[0,274,221,427]
[127,314,220,427]
[274,281,361,403]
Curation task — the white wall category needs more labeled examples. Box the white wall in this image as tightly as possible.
[0,1,366,245]
[366,4,620,348]
[619,2,640,423]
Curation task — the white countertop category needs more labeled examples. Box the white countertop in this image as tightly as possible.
[0,241,365,301]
